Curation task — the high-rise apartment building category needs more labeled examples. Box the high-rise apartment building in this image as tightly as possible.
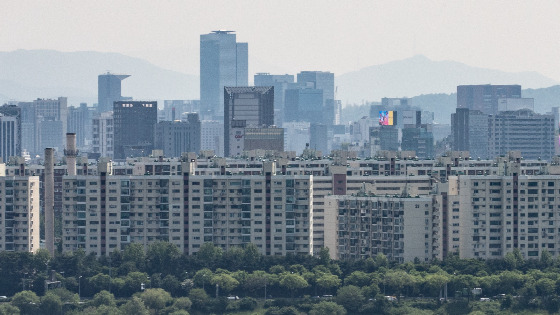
[98,73,130,113]
[61,161,312,256]
[113,101,158,159]
[451,108,489,159]
[324,195,437,262]
[457,85,521,115]
[0,173,40,252]
[200,31,248,117]
[155,113,201,157]
[224,87,274,156]
[92,111,114,159]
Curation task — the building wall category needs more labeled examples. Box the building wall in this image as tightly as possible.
[324,195,436,262]
[0,175,40,252]
[62,166,313,256]
[92,111,114,159]
[113,101,157,159]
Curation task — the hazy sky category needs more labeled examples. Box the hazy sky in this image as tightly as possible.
[3,0,560,80]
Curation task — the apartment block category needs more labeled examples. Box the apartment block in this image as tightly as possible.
[62,161,313,256]
[324,195,438,262]
[0,173,40,252]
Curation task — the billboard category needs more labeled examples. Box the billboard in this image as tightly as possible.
[379,111,394,126]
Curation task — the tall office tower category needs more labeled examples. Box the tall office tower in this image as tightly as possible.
[98,73,130,113]
[0,114,20,162]
[67,103,92,148]
[113,101,157,159]
[283,121,310,154]
[0,173,40,252]
[224,86,274,157]
[254,73,294,125]
[200,30,248,117]
[200,120,224,157]
[92,111,114,159]
[40,118,64,152]
[0,105,21,162]
[401,125,434,159]
[18,102,36,156]
[381,97,410,107]
[28,97,67,155]
[296,71,335,106]
[310,123,328,156]
[457,85,521,115]
[284,88,324,123]
[451,108,489,159]
[369,125,399,155]
[488,109,555,160]
[161,100,200,121]
[155,113,201,157]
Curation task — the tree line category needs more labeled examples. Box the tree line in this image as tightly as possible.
[2,243,560,314]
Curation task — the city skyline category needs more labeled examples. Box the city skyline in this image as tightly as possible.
[2,1,560,83]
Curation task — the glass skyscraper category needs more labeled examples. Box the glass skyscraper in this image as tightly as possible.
[200,31,248,118]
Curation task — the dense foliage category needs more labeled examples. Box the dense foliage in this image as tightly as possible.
[2,244,560,314]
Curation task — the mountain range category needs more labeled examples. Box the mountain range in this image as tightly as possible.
[0,50,559,120]
[0,50,198,105]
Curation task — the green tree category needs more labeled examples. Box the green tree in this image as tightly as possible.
[11,291,39,315]
[193,268,213,289]
[279,273,309,298]
[120,296,149,315]
[89,273,111,293]
[344,271,371,287]
[309,301,346,315]
[48,287,79,305]
[335,285,365,313]
[536,278,556,297]
[171,297,192,311]
[137,288,173,311]
[316,273,342,295]
[161,274,181,296]
[40,293,63,315]
[195,243,223,269]
[123,243,146,271]
[146,242,180,275]
[123,271,149,296]
[188,288,209,310]
[211,273,240,296]
[91,290,116,307]
[0,304,20,315]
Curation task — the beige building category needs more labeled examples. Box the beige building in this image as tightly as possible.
[62,161,313,256]
[0,165,40,252]
[324,195,438,262]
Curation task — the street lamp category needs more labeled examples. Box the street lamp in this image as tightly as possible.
[78,276,82,300]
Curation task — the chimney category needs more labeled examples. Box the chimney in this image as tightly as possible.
[44,148,55,256]
[65,133,78,176]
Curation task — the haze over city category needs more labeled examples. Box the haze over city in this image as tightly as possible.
[4,2,560,314]
[3,0,560,80]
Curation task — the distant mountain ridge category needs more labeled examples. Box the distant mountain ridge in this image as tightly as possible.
[0,49,199,105]
[336,55,559,104]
